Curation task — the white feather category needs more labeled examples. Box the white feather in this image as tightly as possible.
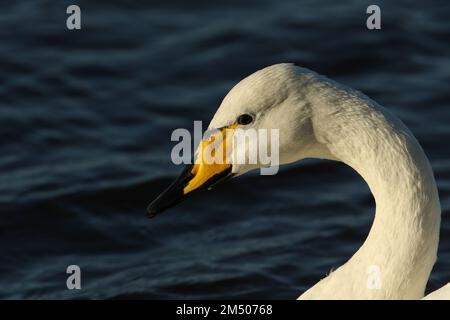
[209,64,447,299]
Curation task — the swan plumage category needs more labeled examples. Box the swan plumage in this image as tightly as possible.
[423,283,450,300]
[148,63,448,299]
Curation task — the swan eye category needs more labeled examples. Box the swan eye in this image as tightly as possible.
[237,114,253,125]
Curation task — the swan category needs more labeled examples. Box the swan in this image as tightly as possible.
[147,63,448,299]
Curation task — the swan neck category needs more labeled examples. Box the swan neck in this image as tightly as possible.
[307,79,441,298]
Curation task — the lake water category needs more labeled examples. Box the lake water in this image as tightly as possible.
[0,0,449,299]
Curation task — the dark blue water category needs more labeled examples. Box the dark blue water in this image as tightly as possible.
[1,0,449,299]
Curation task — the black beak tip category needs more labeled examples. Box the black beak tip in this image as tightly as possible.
[146,205,158,219]
[146,187,185,219]
[145,164,233,220]
[146,199,165,218]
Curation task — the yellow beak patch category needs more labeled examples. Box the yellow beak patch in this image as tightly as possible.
[183,124,238,194]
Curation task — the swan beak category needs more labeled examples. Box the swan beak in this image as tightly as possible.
[147,125,236,218]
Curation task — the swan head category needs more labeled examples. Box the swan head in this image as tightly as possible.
[147,63,326,217]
